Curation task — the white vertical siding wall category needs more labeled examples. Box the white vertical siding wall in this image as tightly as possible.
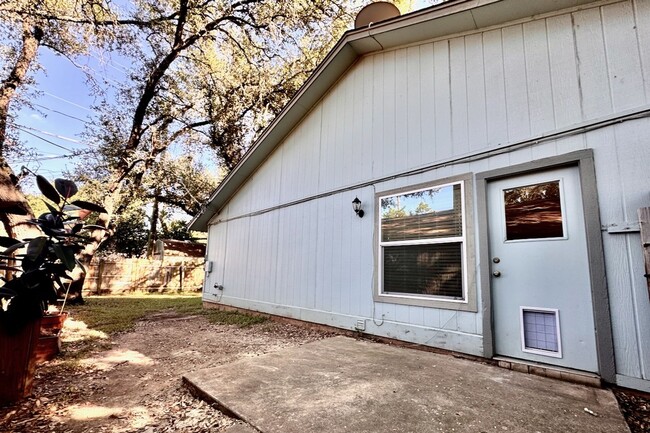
[205,0,650,385]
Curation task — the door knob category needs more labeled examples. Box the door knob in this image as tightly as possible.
[492,271,501,277]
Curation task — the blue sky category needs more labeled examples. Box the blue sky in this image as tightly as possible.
[9,0,438,192]
[9,48,121,192]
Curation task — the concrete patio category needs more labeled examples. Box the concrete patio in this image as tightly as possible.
[183,336,629,433]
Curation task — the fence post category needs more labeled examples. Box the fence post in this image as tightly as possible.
[180,261,184,292]
[96,259,104,295]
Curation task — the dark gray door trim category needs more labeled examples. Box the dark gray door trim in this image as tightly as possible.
[475,149,616,383]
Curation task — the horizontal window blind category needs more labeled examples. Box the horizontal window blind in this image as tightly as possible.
[381,209,462,242]
[382,243,462,298]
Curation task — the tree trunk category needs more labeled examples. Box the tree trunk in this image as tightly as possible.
[0,161,39,281]
[0,160,37,240]
[146,194,159,258]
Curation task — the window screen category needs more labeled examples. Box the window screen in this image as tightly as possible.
[379,182,465,300]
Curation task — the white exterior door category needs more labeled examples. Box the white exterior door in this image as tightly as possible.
[487,166,598,373]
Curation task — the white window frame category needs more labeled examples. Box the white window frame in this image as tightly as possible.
[374,174,476,311]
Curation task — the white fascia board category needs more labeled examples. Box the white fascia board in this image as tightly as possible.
[189,0,600,231]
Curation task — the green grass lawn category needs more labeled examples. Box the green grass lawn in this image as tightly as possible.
[66,294,267,335]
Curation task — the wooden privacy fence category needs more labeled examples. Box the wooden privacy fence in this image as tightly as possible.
[82,257,205,295]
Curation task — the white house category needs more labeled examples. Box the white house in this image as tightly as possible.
[190,0,650,392]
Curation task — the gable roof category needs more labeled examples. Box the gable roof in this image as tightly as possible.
[189,0,598,231]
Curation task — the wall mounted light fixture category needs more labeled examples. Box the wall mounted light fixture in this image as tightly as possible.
[352,197,364,218]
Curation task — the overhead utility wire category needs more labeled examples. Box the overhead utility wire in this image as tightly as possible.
[11,122,91,146]
[33,103,91,124]
[13,125,77,152]
[209,106,650,225]
[25,88,96,113]
[8,151,94,163]
[41,91,94,112]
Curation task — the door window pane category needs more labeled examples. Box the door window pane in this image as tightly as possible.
[503,181,563,241]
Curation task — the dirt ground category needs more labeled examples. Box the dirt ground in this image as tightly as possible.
[0,309,648,433]
[0,311,336,433]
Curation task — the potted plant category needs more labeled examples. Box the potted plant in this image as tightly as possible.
[0,176,106,404]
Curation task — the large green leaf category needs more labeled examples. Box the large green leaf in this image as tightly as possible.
[70,200,107,214]
[36,175,60,204]
[54,179,78,199]
[25,237,47,261]
[43,200,60,216]
[2,241,28,256]
[52,244,76,271]
[0,237,21,248]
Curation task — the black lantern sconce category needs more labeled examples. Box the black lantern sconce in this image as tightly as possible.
[352,197,364,218]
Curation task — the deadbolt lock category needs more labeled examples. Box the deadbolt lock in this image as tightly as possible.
[492,271,501,277]
[492,257,500,263]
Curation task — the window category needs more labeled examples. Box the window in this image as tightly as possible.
[377,178,472,308]
[503,180,565,241]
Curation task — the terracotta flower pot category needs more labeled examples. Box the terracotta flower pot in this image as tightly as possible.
[35,312,68,364]
[0,318,41,405]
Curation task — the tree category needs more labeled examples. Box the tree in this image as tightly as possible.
[145,153,222,217]
[2,1,358,296]
[393,0,416,14]
[97,203,149,258]
[413,201,432,215]
[161,219,193,241]
[383,207,407,219]
[76,1,357,280]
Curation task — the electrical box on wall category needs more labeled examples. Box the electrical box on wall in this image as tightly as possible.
[204,261,213,273]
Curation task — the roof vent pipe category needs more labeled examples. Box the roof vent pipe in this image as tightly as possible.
[354,2,401,29]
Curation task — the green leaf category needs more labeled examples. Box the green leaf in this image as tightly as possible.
[75,259,86,275]
[2,241,28,256]
[36,175,60,204]
[25,237,47,261]
[54,179,78,199]
[81,224,107,231]
[70,200,107,214]
[52,244,76,271]
[0,237,21,248]
[43,200,60,215]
